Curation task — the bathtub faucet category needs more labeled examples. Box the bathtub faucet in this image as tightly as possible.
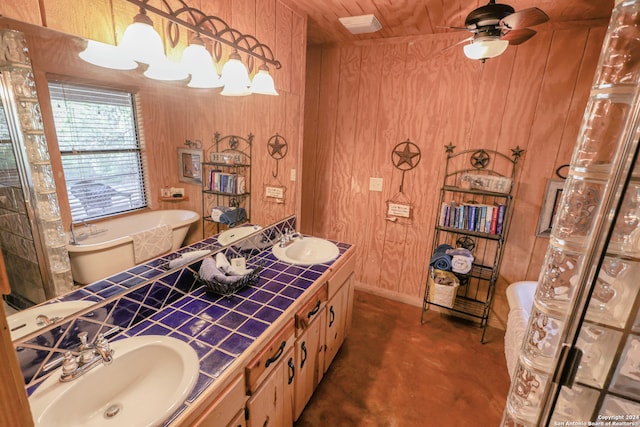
[69,222,87,244]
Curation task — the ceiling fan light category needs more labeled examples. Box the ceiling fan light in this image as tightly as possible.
[463,39,509,60]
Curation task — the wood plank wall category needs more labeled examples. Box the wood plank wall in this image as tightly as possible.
[302,25,608,330]
[0,0,307,243]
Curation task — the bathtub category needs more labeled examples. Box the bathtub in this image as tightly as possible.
[504,280,538,380]
[66,209,199,285]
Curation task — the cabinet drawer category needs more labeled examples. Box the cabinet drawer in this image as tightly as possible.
[295,284,328,336]
[245,319,295,395]
[327,252,355,299]
[191,373,245,427]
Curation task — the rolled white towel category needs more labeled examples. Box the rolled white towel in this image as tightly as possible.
[451,255,473,274]
[199,257,237,284]
[215,252,231,273]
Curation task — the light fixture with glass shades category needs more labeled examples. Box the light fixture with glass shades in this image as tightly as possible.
[78,0,281,95]
[119,8,167,65]
[180,36,223,88]
[79,40,138,70]
[220,49,252,96]
[251,63,278,96]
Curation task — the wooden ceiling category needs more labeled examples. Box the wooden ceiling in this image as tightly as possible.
[286,0,615,46]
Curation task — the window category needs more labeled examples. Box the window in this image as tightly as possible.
[48,81,147,222]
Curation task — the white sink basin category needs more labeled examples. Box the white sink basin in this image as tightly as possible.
[29,335,199,427]
[218,224,263,246]
[272,237,340,265]
[8,301,94,341]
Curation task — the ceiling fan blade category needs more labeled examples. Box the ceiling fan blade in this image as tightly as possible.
[500,7,549,30]
[501,28,536,45]
[438,25,475,32]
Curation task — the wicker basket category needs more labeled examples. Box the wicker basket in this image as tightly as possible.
[426,269,460,308]
[196,265,263,297]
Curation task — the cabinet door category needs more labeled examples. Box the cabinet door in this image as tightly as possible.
[294,309,326,420]
[325,279,347,369]
[246,348,294,427]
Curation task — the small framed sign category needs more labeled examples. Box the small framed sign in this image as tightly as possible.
[264,185,286,203]
[387,202,411,218]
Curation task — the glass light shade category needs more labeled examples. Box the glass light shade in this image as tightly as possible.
[181,42,223,88]
[143,58,189,81]
[79,40,138,70]
[220,52,251,96]
[463,39,509,61]
[119,20,166,65]
[251,69,278,96]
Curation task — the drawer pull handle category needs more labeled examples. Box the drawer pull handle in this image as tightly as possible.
[329,306,335,327]
[263,415,270,427]
[301,341,307,368]
[288,357,295,384]
[307,300,321,318]
[265,340,286,368]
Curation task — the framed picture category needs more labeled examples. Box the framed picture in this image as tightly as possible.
[178,148,202,185]
[536,179,565,237]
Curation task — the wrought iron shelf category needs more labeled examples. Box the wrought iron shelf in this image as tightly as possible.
[442,185,513,199]
[422,295,488,320]
[202,190,250,197]
[201,133,253,237]
[455,263,494,281]
[434,225,504,241]
[202,162,250,168]
[422,146,522,343]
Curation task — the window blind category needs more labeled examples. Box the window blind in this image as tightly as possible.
[49,81,147,221]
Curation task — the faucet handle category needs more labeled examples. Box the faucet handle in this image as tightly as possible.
[78,331,89,346]
[61,351,78,376]
[95,334,109,350]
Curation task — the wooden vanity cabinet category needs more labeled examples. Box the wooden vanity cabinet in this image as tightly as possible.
[324,253,356,369]
[293,286,328,420]
[245,320,295,427]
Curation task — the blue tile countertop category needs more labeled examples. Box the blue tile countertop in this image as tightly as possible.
[14,216,354,426]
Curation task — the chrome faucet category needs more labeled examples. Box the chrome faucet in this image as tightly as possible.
[279,228,301,247]
[59,331,113,382]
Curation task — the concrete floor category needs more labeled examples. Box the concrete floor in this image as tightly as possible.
[295,291,511,427]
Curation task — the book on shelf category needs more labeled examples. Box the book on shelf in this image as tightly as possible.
[438,200,506,235]
[209,170,244,194]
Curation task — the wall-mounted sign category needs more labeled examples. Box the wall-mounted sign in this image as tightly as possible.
[387,202,411,218]
[264,185,286,203]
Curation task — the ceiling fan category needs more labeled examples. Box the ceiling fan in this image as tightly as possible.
[450,0,549,61]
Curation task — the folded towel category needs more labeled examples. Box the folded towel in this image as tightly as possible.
[429,244,453,271]
[131,224,172,264]
[451,256,473,274]
[446,247,474,274]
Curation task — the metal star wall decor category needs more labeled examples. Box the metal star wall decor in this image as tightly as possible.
[392,139,421,171]
[267,133,288,178]
[390,139,421,195]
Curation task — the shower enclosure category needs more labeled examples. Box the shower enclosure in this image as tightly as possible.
[0,29,73,309]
